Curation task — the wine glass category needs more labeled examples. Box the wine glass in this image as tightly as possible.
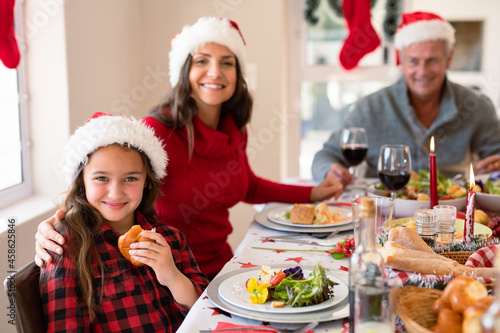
[340,128,368,183]
[377,144,412,200]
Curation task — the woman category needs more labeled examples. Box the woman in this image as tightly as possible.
[35,16,343,280]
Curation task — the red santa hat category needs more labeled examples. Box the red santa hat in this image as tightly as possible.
[168,16,246,87]
[394,11,455,63]
[57,112,168,185]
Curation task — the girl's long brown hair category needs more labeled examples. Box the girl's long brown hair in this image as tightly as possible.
[42,145,162,323]
[148,53,253,157]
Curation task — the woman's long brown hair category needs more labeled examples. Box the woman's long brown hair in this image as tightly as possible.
[42,145,162,323]
[148,53,253,158]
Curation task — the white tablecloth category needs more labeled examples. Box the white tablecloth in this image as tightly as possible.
[177,205,354,333]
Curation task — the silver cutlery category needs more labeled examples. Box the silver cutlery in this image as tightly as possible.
[260,232,340,247]
[196,321,318,333]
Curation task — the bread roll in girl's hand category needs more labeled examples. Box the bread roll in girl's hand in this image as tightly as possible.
[118,225,156,266]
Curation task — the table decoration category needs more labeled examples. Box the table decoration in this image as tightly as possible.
[429,136,438,208]
[464,164,476,243]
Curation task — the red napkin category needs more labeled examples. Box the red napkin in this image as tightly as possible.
[465,245,498,268]
[215,322,315,333]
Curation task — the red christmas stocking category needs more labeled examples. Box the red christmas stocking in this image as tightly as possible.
[339,0,380,70]
[0,0,21,69]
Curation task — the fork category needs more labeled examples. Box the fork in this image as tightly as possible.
[196,321,318,333]
[260,237,339,247]
[261,230,341,247]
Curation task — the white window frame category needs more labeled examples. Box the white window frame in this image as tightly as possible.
[287,0,399,178]
[0,0,32,208]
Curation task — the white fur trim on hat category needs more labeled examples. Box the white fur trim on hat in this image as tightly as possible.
[168,16,246,87]
[394,19,455,50]
[56,114,168,185]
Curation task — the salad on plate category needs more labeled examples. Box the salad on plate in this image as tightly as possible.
[246,262,338,308]
[375,170,466,200]
[476,171,500,194]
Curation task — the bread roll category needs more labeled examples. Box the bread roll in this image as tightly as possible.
[289,204,315,225]
[433,297,452,316]
[463,296,494,333]
[430,308,463,333]
[446,277,488,314]
[118,225,156,266]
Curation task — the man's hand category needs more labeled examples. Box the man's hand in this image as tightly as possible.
[310,176,344,202]
[326,163,352,187]
[476,155,500,175]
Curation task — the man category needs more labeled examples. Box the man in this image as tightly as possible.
[312,11,500,186]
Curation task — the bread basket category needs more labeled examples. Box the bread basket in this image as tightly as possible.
[393,286,442,333]
[439,251,474,265]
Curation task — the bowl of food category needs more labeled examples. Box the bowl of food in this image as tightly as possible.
[475,172,500,213]
[368,170,467,218]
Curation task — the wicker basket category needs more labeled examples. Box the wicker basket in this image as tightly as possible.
[439,251,474,265]
[394,286,442,333]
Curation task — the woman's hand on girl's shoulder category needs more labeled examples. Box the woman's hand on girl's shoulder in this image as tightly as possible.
[35,209,67,267]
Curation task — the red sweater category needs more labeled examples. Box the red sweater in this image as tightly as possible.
[143,115,312,278]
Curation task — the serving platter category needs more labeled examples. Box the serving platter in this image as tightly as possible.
[217,268,348,314]
[367,183,466,217]
[207,266,349,323]
[254,204,354,234]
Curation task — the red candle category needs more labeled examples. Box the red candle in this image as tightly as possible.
[464,164,476,243]
[429,137,438,208]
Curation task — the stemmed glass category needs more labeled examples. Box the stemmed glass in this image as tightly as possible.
[340,128,368,183]
[377,144,412,200]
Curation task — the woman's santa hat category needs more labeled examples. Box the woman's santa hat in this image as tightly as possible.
[57,112,168,185]
[168,16,247,87]
[394,11,455,64]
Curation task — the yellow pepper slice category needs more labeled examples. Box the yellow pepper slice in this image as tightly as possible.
[246,278,269,304]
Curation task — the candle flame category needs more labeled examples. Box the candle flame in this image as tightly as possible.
[430,136,435,152]
[469,163,475,189]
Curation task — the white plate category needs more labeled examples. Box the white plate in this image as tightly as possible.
[217,267,348,314]
[476,192,500,213]
[267,205,353,228]
[476,174,500,213]
[367,184,466,217]
[207,267,350,323]
[254,204,354,234]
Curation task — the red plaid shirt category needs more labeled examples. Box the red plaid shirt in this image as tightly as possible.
[41,212,209,333]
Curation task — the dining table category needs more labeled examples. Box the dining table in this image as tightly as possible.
[176,176,500,333]
[177,184,365,333]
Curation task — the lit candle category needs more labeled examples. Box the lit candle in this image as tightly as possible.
[429,137,438,208]
[464,164,476,243]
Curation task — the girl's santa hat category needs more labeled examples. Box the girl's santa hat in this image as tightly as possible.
[168,16,247,87]
[57,112,168,185]
[394,11,455,63]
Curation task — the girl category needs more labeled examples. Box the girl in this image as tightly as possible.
[36,17,344,280]
[41,113,208,332]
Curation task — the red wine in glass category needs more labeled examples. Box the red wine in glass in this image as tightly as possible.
[340,128,368,181]
[377,169,411,192]
[377,144,412,200]
[342,144,368,166]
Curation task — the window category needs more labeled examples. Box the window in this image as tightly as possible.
[0,3,31,208]
[289,0,396,179]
